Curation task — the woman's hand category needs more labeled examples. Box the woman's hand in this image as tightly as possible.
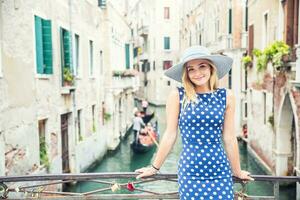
[234,170,254,181]
[135,166,158,179]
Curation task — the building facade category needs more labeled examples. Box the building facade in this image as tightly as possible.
[129,0,180,105]
[245,0,300,196]
[0,0,138,176]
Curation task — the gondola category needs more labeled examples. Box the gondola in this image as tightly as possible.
[131,121,159,153]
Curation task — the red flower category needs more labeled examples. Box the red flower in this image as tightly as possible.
[127,182,135,191]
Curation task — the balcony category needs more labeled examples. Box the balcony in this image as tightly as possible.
[218,34,233,50]
[110,71,140,92]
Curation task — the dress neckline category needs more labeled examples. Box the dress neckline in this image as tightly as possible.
[196,88,220,95]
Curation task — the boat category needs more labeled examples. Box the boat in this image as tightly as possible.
[141,112,155,124]
[131,121,159,153]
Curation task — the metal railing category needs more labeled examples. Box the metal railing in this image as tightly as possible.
[0,172,299,199]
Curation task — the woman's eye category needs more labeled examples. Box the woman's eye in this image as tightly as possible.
[188,68,194,71]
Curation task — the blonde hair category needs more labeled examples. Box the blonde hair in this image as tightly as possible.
[181,59,219,102]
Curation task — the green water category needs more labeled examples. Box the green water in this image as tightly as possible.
[72,105,296,199]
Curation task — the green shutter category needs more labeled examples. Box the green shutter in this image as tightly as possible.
[34,16,44,74]
[164,37,170,49]
[42,19,53,74]
[61,29,72,69]
[125,44,130,69]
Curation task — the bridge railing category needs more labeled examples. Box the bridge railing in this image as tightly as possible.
[0,172,299,199]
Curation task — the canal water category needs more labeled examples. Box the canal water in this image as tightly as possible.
[71,105,296,199]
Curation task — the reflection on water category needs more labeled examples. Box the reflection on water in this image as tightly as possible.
[72,105,296,199]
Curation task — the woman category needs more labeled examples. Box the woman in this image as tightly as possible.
[135,46,253,199]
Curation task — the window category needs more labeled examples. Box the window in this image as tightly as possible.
[263,92,266,124]
[245,0,248,31]
[228,69,232,89]
[34,15,53,74]
[60,27,73,86]
[164,7,170,19]
[199,34,202,45]
[248,24,254,56]
[77,110,82,141]
[244,102,248,118]
[0,36,2,77]
[153,61,156,71]
[283,0,299,59]
[38,119,48,167]
[92,105,96,133]
[60,27,72,69]
[244,68,248,90]
[98,0,106,8]
[228,8,232,34]
[125,44,130,69]
[163,60,173,70]
[263,13,268,47]
[73,34,79,76]
[133,47,138,58]
[89,40,94,76]
[0,15,2,77]
[164,37,170,50]
[99,50,103,74]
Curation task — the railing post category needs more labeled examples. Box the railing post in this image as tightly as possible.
[273,181,280,200]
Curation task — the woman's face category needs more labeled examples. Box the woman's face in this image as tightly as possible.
[186,59,212,87]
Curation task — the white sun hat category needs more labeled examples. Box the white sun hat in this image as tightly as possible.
[164,45,233,82]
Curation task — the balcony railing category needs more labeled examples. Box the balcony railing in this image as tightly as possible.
[0,172,299,199]
[111,76,140,91]
[218,34,233,50]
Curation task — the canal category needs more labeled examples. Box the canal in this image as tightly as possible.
[71,105,296,199]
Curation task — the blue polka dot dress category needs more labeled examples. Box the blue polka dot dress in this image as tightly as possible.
[177,87,234,200]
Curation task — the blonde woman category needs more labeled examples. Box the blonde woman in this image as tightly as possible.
[135,46,253,199]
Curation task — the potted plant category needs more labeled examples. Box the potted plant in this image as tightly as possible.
[63,67,74,86]
[104,112,111,122]
[252,41,291,72]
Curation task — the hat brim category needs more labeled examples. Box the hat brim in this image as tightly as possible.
[164,55,233,83]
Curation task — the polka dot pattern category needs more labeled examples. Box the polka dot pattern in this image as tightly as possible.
[177,87,234,200]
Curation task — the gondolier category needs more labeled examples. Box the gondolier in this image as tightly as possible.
[132,111,145,141]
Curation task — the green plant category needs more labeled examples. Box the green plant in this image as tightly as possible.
[40,137,50,170]
[63,67,74,83]
[92,122,96,133]
[104,112,111,121]
[241,55,252,68]
[112,69,138,77]
[268,115,274,127]
[252,41,291,72]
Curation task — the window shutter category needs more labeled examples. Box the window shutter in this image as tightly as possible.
[164,37,170,49]
[42,19,53,74]
[248,25,254,56]
[34,16,44,74]
[63,29,72,69]
[125,44,130,69]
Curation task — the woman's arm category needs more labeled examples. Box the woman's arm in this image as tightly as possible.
[223,89,254,181]
[135,89,180,179]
